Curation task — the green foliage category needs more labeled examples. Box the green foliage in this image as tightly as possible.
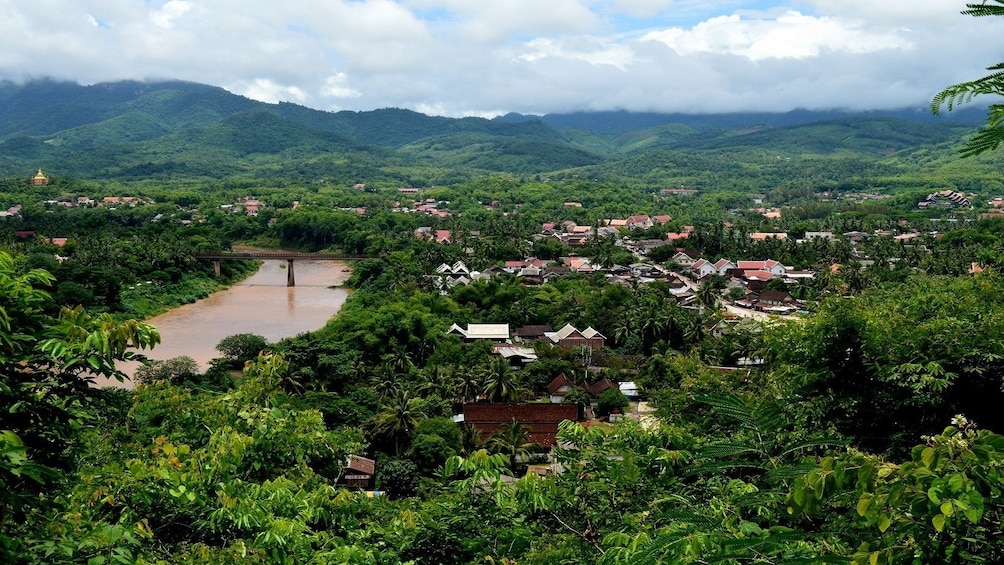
[134,355,199,385]
[932,2,1004,157]
[377,458,420,500]
[595,388,629,418]
[215,333,269,369]
[788,417,1004,563]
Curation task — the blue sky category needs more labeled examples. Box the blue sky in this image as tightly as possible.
[0,1,1001,117]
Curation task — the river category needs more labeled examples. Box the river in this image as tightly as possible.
[98,258,352,388]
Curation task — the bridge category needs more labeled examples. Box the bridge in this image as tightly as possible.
[194,252,373,287]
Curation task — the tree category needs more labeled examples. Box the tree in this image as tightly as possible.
[0,250,159,560]
[134,356,199,385]
[377,458,420,499]
[932,2,1004,157]
[215,333,269,369]
[481,357,522,403]
[595,388,629,419]
[374,388,424,455]
[484,419,535,474]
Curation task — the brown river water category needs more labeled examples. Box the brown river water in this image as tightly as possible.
[96,258,352,388]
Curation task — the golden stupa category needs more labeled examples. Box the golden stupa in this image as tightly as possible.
[30,168,49,186]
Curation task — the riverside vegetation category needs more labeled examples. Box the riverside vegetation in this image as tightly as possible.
[6,15,1004,558]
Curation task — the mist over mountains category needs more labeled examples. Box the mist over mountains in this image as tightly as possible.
[0,79,988,183]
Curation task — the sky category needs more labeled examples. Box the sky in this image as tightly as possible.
[1,0,1001,117]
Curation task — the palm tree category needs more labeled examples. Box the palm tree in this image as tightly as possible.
[695,281,722,312]
[481,358,523,403]
[456,370,484,404]
[485,418,535,474]
[418,365,457,399]
[374,388,424,456]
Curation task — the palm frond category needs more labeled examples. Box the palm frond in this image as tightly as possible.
[962,1,1004,18]
[683,460,767,477]
[699,393,757,428]
[699,441,761,459]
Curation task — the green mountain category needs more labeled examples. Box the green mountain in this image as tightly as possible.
[0,79,995,189]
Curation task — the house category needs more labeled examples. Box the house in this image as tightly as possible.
[514,325,553,342]
[447,323,510,342]
[632,239,671,255]
[618,381,641,399]
[337,455,376,489]
[626,215,653,230]
[713,259,737,276]
[494,344,538,368]
[565,257,595,273]
[750,232,788,241]
[672,251,698,267]
[582,378,618,398]
[547,374,578,403]
[463,403,579,447]
[435,230,452,244]
[757,290,797,308]
[690,259,717,279]
[546,324,605,350]
[741,270,774,292]
[737,260,787,276]
[803,231,835,241]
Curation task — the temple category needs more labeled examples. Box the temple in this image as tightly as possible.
[30,168,49,186]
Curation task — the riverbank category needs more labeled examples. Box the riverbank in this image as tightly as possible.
[100,258,353,388]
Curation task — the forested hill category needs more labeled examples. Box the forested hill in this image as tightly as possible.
[0,78,991,184]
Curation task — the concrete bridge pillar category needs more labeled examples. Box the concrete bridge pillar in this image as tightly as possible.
[213,260,221,277]
[286,259,295,287]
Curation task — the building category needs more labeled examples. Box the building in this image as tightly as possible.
[463,403,578,447]
[30,168,49,186]
[545,324,605,350]
[447,323,511,342]
[337,455,376,489]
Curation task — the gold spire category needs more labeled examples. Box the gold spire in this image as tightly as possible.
[30,168,49,186]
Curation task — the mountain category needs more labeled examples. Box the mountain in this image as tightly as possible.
[496,107,987,134]
[0,79,992,185]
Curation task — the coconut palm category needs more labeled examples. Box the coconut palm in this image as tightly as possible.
[374,388,424,456]
[481,357,523,403]
[485,418,535,474]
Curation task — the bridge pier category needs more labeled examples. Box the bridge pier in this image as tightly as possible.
[213,260,221,278]
[286,259,295,287]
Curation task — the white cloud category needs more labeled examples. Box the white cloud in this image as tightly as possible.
[518,37,635,70]
[231,78,308,104]
[321,73,361,99]
[608,0,675,18]
[149,0,192,29]
[1,0,1003,116]
[641,11,911,60]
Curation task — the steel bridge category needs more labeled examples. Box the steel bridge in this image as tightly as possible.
[193,252,372,287]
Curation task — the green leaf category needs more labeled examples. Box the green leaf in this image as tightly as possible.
[928,486,942,504]
[921,447,935,468]
[857,494,873,517]
[933,514,946,532]
[877,513,892,533]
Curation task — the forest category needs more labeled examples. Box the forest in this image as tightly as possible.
[4,159,1004,563]
[4,53,1004,562]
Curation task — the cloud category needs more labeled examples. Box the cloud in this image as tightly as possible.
[231,78,308,104]
[321,74,361,99]
[518,37,635,70]
[149,0,192,29]
[641,11,911,60]
[1,1,1003,116]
